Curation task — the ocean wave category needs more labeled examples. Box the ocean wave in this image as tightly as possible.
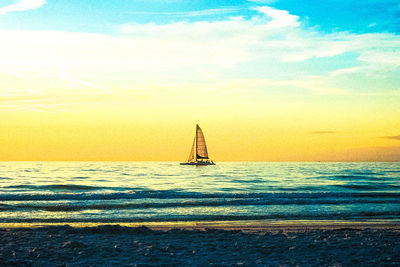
[321,175,387,181]
[335,184,400,190]
[1,191,400,202]
[7,180,398,194]
[3,184,126,191]
[1,211,400,223]
[1,197,400,212]
[349,171,385,176]
[231,179,265,184]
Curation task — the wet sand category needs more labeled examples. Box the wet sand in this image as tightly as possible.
[1,222,400,266]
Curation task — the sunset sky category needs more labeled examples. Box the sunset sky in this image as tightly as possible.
[1,0,399,161]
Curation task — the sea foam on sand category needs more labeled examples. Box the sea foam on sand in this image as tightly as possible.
[1,224,400,266]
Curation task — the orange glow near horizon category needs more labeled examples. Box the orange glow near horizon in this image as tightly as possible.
[1,100,399,161]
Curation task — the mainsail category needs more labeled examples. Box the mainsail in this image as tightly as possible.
[187,124,209,162]
[196,125,209,159]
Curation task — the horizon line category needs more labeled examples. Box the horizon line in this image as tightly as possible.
[1,160,399,163]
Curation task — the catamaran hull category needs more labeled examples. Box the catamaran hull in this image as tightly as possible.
[180,162,216,166]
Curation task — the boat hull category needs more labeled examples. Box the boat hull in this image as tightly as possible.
[180,162,216,166]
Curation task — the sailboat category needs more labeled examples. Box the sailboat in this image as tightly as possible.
[180,124,215,166]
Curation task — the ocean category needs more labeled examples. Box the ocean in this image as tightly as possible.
[0,162,399,224]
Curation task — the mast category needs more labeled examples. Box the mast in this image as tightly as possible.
[194,124,198,162]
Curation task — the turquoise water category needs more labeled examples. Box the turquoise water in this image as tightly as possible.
[0,162,399,223]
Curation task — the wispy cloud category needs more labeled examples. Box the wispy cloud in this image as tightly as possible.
[57,70,112,94]
[128,7,243,18]
[310,131,338,134]
[0,0,46,15]
[381,135,400,141]
[255,6,299,29]
[247,0,277,3]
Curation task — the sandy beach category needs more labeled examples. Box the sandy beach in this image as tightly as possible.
[1,222,399,266]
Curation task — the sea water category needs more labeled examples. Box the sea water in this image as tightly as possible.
[0,162,399,224]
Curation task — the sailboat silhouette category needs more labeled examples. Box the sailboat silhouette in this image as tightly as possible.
[180,124,215,166]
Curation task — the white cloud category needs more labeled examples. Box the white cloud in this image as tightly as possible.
[359,50,400,67]
[329,66,370,77]
[255,6,299,29]
[5,6,395,79]
[128,7,242,18]
[0,5,399,111]
[0,0,46,15]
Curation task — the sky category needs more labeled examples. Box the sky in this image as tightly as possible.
[0,0,399,161]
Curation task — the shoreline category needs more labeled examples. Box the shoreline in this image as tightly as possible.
[1,219,399,231]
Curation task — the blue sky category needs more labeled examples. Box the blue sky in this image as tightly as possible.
[0,0,399,34]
